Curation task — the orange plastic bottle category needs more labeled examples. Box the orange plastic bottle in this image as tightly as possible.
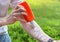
[18,0,34,22]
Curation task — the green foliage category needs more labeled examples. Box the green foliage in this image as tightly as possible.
[8,0,60,42]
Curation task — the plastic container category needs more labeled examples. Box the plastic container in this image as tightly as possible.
[18,1,34,22]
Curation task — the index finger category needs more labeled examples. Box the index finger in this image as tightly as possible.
[15,5,26,12]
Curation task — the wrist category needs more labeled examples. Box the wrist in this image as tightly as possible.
[0,19,7,27]
[3,19,8,25]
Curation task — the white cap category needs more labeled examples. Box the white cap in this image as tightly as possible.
[18,0,24,2]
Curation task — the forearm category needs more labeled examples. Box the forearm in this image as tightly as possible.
[0,15,11,27]
[0,18,7,27]
[20,20,53,42]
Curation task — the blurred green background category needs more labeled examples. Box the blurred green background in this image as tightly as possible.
[8,0,60,42]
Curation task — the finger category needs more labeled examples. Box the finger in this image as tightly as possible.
[15,8,26,13]
[14,5,19,10]
[17,5,23,8]
[13,13,27,23]
[18,15,27,23]
[15,5,24,10]
[18,18,27,23]
[12,12,27,17]
[12,15,26,22]
[13,8,26,14]
[15,5,26,11]
[15,5,23,10]
[12,13,20,16]
[13,11,27,16]
[20,12,27,16]
[18,7,26,12]
[16,7,26,12]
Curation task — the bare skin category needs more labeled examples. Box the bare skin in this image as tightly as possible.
[0,0,60,42]
[0,5,26,26]
[13,6,60,42]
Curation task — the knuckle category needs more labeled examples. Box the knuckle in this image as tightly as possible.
[12,14,15,16]
[12,13,16,16]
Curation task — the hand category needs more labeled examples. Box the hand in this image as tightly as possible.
[6,5,27,24]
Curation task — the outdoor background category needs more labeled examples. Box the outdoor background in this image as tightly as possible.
[8,0,60,42]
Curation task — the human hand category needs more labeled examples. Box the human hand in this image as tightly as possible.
[12,5,27,23]
[6,5,27,24]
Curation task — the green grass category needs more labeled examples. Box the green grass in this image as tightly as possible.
[8,0,60,42]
